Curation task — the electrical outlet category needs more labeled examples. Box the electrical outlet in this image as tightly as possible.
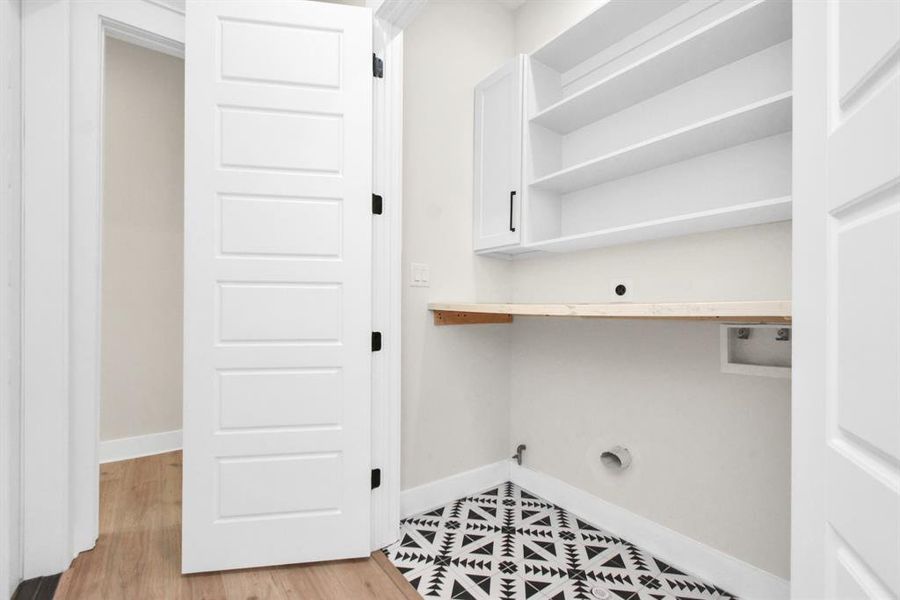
[610,278,633,300]
[410,263,430,287]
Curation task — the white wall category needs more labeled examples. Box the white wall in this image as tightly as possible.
[507,1,793,578]
[511,222,792,303]
[401,0,515,489]
[0,0,22,593]
[100,38,184,443]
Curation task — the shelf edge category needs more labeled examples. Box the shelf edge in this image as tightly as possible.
[428,301,792,323]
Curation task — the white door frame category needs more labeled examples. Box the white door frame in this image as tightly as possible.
[70,0,186,569]
[369,1,418,550]
[21,0,75,577]
[21,0,417,577]
[0,0,23,595]
[21,0,185,578]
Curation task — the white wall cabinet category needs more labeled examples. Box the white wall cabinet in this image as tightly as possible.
[474,0,793,258]
[473,55,524,252]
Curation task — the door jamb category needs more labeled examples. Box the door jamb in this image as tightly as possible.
[0,0,23,594]
[368,0,426,551]
[370,12,403,551]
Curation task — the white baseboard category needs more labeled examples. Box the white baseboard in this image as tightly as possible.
[400,460,510,519]
[509,464,789,600]
[99,429,182,464]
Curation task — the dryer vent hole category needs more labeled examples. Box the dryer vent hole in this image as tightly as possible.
[600,446,632,471]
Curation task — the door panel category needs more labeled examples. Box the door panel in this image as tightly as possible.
[219,196,342,257]
[836,212,900,462]
[218,368,342,430]
[837,0,900,102]
[794,0,900,596]
[219,19,342,88]
[827,78,900,211]
[183,0,372,573]
[219,107,343,172]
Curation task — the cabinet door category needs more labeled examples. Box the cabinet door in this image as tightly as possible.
[473,56,523,251]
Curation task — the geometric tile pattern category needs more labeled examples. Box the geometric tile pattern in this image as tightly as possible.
[385,482,738,600]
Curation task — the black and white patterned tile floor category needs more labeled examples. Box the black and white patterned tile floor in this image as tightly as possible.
[384,482,738,600]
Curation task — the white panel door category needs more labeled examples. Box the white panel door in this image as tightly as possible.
[183,0,372,573]
[793,0,900,597]
[473,55,523,251]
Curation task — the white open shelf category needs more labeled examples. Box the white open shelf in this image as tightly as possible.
[530,0,688,74]
[473,0,794,258]
[429,301,792,323]
[527,196,791,253]
[530,0,792,134]
[530,92,792,194]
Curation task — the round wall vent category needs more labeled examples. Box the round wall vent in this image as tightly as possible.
[600,446,632,471]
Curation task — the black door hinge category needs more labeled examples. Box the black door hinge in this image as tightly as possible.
[371,331,382,352]
[371,468,382,490]
[373,53,384,78]
[372,193,383,215]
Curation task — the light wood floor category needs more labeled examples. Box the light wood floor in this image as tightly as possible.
[55,451,419,600]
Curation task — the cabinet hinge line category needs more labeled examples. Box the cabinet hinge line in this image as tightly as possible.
[371,331,382,352]
[372,193,383,215]
[371,468,382,490]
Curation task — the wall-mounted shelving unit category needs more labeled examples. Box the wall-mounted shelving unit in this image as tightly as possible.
[429,301,792,325]
[529,0,792,135]
[472,0,793,258]
[530,92,792,194]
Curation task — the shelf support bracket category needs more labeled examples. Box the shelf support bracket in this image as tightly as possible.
[432,310,513,326]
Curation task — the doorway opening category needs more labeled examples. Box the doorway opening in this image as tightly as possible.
[98,38,184,465]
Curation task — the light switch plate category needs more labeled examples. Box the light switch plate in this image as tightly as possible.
[410,263,430,287]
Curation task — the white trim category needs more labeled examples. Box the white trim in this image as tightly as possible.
[69,0,184,566]
[0,0,23,593]
[21,0,72,578]
[400,461,511,519]
[369,0,427,34]
[509,464,790,600]
[103,17,185,59]
[22,0,184,577]
[790,1,825,593]
[99,430,183,464]
[370,14,406,551]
